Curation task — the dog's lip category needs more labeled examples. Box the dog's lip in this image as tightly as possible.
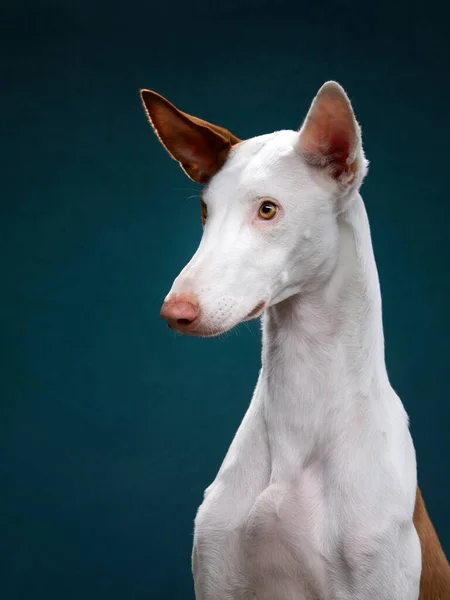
[245,301,266,320]
[170,325,226,338]
[167,301,267,337]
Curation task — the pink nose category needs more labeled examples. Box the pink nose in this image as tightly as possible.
[160,294,200,331]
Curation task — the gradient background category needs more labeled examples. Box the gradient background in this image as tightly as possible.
[2,1,449,599]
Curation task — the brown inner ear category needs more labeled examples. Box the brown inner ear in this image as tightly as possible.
[140,90,241,184]
[299,82,359,184]
[304,130,354,180]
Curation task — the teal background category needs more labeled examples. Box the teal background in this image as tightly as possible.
[1,1,449,598]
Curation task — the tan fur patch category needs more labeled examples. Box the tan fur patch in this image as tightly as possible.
[415,486,450,599]
[140,89,241,184]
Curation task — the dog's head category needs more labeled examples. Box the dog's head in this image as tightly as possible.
[141,82,368,337]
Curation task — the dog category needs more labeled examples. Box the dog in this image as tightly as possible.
[140,81,450,600]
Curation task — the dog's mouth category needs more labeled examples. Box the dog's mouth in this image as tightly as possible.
[175,301,267,338]
[244,301,266,321]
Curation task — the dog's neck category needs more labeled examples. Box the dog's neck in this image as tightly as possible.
[260,193,390,475]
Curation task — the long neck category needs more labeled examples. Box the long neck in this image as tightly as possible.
[260,194,390,461]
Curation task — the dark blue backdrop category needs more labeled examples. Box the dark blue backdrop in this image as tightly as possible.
[1,1,449,598]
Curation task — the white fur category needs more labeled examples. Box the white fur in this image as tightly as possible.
[165,83,421,599]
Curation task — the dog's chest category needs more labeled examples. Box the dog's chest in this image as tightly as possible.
[243,468,333,599]
[193,460,335,600]
[191,382,410,600]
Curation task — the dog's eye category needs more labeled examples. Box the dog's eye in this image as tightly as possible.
[200,199,207,226]
[258,201,278,220]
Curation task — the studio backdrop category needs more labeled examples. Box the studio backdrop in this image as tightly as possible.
[1,1,449,599]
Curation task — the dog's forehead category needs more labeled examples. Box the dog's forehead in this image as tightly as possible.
[231,130,298,178]
[206,130,299,204]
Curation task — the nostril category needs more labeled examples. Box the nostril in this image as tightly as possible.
[177,318,194,326]
[160,296,199,329]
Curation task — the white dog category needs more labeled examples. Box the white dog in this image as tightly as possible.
[141,82,424,600]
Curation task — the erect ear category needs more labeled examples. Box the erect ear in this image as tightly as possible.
[296,81,368,189]
[140,90,241,184]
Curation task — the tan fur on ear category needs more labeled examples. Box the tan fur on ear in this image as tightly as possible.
[414,486,450,600]
[140,89,240,184]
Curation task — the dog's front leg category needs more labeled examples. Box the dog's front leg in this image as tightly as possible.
[192,530,249,600]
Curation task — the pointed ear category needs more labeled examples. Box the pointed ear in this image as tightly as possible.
[140,90,241,184]
[296,81,367,188]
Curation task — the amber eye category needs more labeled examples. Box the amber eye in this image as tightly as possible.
[258,201,278,220]
[200,199,207,226]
